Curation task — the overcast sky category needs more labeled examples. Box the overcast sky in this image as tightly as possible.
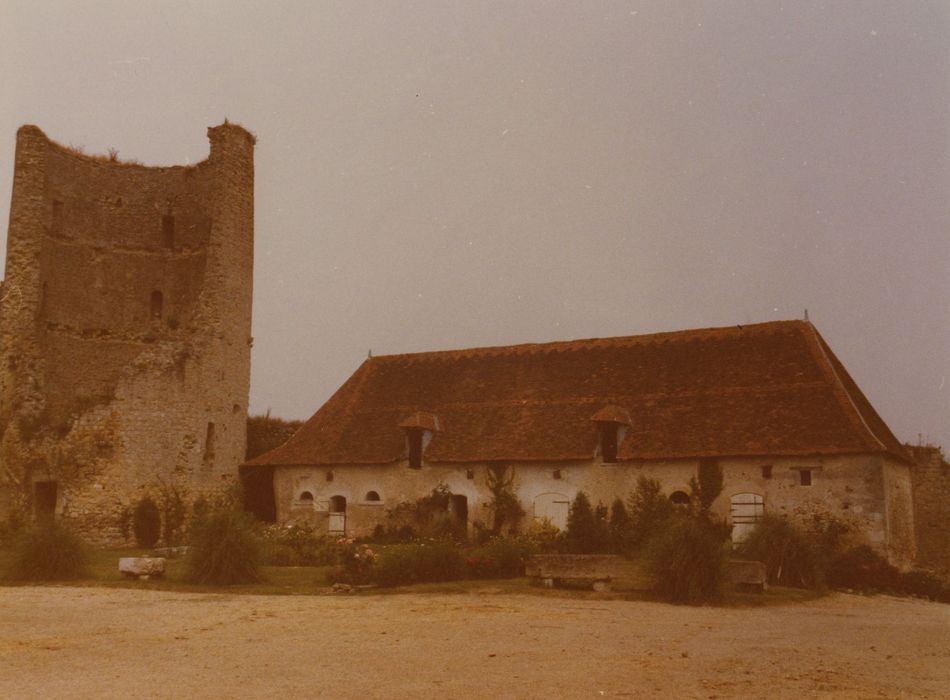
[1,1,948,450]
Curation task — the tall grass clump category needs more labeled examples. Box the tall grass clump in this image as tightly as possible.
[184,507,262,585]
[737,513,824,589]
[6,521,89,581]
[647,515,728,604]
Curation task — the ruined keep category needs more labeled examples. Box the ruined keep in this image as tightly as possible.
[0,122,255,544]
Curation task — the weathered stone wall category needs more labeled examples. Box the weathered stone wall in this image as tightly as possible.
[271,450,911,563]
[908,444,950,573]
[0,123,254,544]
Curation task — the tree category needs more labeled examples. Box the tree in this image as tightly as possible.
[627,476,674,548]
[566,492,606,553]
[690,458,723,512]
[485,464,525,535]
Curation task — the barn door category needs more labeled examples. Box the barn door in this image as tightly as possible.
[730,493,764,542]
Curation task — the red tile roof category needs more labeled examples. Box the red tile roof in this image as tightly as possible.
[246,321,910,467]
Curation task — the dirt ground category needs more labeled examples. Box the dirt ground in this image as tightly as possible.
[0,587,948,699]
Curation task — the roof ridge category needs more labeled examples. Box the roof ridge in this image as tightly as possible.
[370,320,809,362]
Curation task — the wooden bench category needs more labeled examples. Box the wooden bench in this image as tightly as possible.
[525,554,621,591]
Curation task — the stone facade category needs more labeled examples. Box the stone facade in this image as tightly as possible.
[0,123,254,544]
[272,452,917,566]
[908,444,950,573]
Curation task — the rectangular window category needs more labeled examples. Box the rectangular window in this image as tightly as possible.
[51,200,63,233]
[599,424,618,463]
[202,422,215,467]
[761,465,772,479]
[162,215,175,248]
[407,428,423,468]
[799,469,812,486]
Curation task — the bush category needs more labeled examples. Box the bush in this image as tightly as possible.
[259,524,335,566]
[0,509,25,546]
[522,517,563,552]
[6,521,89,581]
[737,514,824,589]
[627,477,674,550]
[565,492,608,553]
[647,515,728,604]
[331,537,378,585]
[899,570,949,601]
[689,458,723,512]
[826,545,901,593]
[374,543,464,587]
[132,496,161,548]
[467,537,538,579]
[184,507,263,585]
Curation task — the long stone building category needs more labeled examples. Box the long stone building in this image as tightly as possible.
[0,122,255,544]
[244,320,918,566]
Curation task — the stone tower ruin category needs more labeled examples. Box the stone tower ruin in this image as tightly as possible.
[0,122,254,543]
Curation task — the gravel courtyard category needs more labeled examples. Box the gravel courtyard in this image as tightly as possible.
[1,587,948,699]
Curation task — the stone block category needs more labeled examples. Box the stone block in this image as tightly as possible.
[727,559,767,592]
[119,557,166,579]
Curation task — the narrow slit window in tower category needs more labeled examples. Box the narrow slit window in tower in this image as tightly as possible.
[203,422,215,467]
[162,215,175,248]
[150,291,163,320]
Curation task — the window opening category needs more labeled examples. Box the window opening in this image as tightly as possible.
[150,291,163,320]
[202,422,215,467]
[599,423,618,463]
[407,427,423,468]
[34,481,57,521]
[299,491,314,502]
[669,490,690,506]
[799,469,812,486]
[761,465,773,479]
[162,215,175,248]
[51,200,63,234]
[328,495,346,534]
[365,491,381,502]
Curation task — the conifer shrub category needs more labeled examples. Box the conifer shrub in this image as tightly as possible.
[626,477,674,549]
[565,492,608,553]
[184,507,263,585]
[736,514,824,589]
[646,515,728,604]
[6,521,89,581]
[132,495,161,548]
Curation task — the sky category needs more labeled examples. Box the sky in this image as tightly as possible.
[1,1,948,450]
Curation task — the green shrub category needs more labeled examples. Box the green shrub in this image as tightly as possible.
[627,477,674,550]
[184,507,263,585]
[522,517,563,552]
[689,458,723,512]
[467,537,538,579]
[157,481,189,546]
[132,496,161,548]
[484,465,526,535]
[374,543,464,587]
[647,515,728,604]
[0,509,25,546]
[737,514,824,589]
[826,545,901,593]
[6,521,89,581]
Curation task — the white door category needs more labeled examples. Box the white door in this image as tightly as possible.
[533,493,570,531]
[730,493,764,542]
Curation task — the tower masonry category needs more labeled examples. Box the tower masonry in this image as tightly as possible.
[0,122,255,544]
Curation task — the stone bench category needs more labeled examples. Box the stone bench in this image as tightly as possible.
[525,554,621,591]
[119,557,166,580]
[727,559,768,593]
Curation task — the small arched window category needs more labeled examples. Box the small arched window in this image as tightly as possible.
[365,491,381,502]
[299,491,314,502]
[669,491,690,506]
[150,291,164,320]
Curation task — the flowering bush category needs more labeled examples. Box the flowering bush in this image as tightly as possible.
[332,537,377,585]
[259,523,335,566]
